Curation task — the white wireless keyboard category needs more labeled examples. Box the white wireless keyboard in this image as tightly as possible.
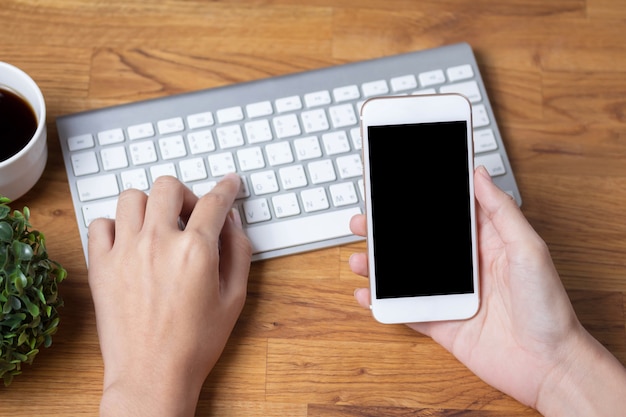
[56,42,521,263]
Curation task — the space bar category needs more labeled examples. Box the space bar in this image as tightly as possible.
[245,207,362,254]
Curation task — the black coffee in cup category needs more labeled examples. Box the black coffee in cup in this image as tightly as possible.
[0,87,38,162]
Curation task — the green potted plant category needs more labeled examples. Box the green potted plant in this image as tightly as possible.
[0,196,67,386]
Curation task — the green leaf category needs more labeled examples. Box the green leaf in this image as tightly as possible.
[12,240,33,262]
[0,222,12,242]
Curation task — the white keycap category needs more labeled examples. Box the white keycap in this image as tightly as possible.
[68,134,94,151]
[294,136,322,161]
[419,69,446,87]
[336,154,362,179]
[300,187,329,212]
[179,157,207,182]
[192,176,250,199]
[76,174,119,202]
[440,80,482,103]
[333,85,360,102]
[236,147,265,171]
[120,168,149,190]
[329,104,357,128]
[273,114,301,138]
[250,171,279,195]
[216,106,244,124]
[243,198,271,223]
[390,74,418,92]
[329,182,359,207]
[245,207,361,254]
[101,146,128,171]
[301,109,329,133]
[244,119,273,143]
[187,112,214,129]
[158,135,187,160]
[304,90,332,108]
[82,199,118,226]
[447,64,474,82]
[272,193,300,218]
[472,104,490,128]
[207,152,236,176]
[474,129,498,154]
[216,125,245,149]
[349,127,362,150]
[71,151,99,176]
[150,163,177,181]
[307,159,336,184]
[322,131,351,155]
[265,141,293,166]
[127,123,155,140]
[157,117,185,135]
[278,165,307,190]
[362,80,389,97]
[97,128,125,146]
[246,101,273,118]
[275,95,302,113]
[475,153,506,177]
[130,141,158,165]
[187,129,215,154]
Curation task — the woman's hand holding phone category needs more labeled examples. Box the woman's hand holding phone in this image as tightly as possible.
[349,165,626,416]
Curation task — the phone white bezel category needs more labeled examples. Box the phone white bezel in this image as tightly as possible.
[360,93,479,324]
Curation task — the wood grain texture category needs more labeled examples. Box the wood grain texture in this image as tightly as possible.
[1,1,625,416]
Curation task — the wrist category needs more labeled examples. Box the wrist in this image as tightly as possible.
[536,325,626,417]
[100,360,205,417]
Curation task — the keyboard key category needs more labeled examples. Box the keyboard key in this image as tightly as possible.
[130,141,158,165]
[273,114,301,138]
[419,69,446,87]
[301,187,329,212]
[216,106,244,124]
[245,119,273,143]
[275,95,302,113]
[179,157,207,182]
[216,125,245,149]
[333,85,360,102]
[150,163,177,181]
[245,207,361,254]
[322,131,351,155]
[120,168,149,190]
[472,104,490,128]
[304,90,331,108]
[98,128,125,145]
[158,135,187,160]
[390,74,418,92]
[82,199,118,226]
[308,159,336,184]
[362,80,389,97]
[301,109,329,133]
[68,133,94,151]
[187,111,214,129]
[250,171,279,195]
[208,152,236,176]
[157,117,185,135]
[329,182,359,207]
[474,129,498,154]
[265,141,294,166]
[187,129,215,154]
[71,151,99,176]
[101,146,128,171]
[272,193,300,218]
[475,153,506,177]
[440,80,482,102]
[447,64,474,82]
[243,198,271,223]
[329,104,357,128]
[127,122,155,140]
[76,174,119,202]
[246,101,273,118]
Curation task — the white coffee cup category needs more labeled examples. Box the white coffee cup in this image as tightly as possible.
[0,62,47,201]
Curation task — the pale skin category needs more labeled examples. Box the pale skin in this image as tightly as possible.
[350,166,626,416]
[87,168,626,416]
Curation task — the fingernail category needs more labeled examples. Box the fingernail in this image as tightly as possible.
[476,165,492,182]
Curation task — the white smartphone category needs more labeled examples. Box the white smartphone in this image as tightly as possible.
[360,93,479,324]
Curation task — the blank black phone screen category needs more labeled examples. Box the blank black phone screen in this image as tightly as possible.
[367,121,474,299]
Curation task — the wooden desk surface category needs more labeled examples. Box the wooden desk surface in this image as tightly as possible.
[2,1,626,415]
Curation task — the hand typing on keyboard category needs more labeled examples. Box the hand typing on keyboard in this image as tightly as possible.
[88,174,252,417]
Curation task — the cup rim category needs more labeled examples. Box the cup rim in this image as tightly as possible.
[0,61,47,167]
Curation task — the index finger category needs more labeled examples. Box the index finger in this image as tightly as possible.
[184,173,242,239]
